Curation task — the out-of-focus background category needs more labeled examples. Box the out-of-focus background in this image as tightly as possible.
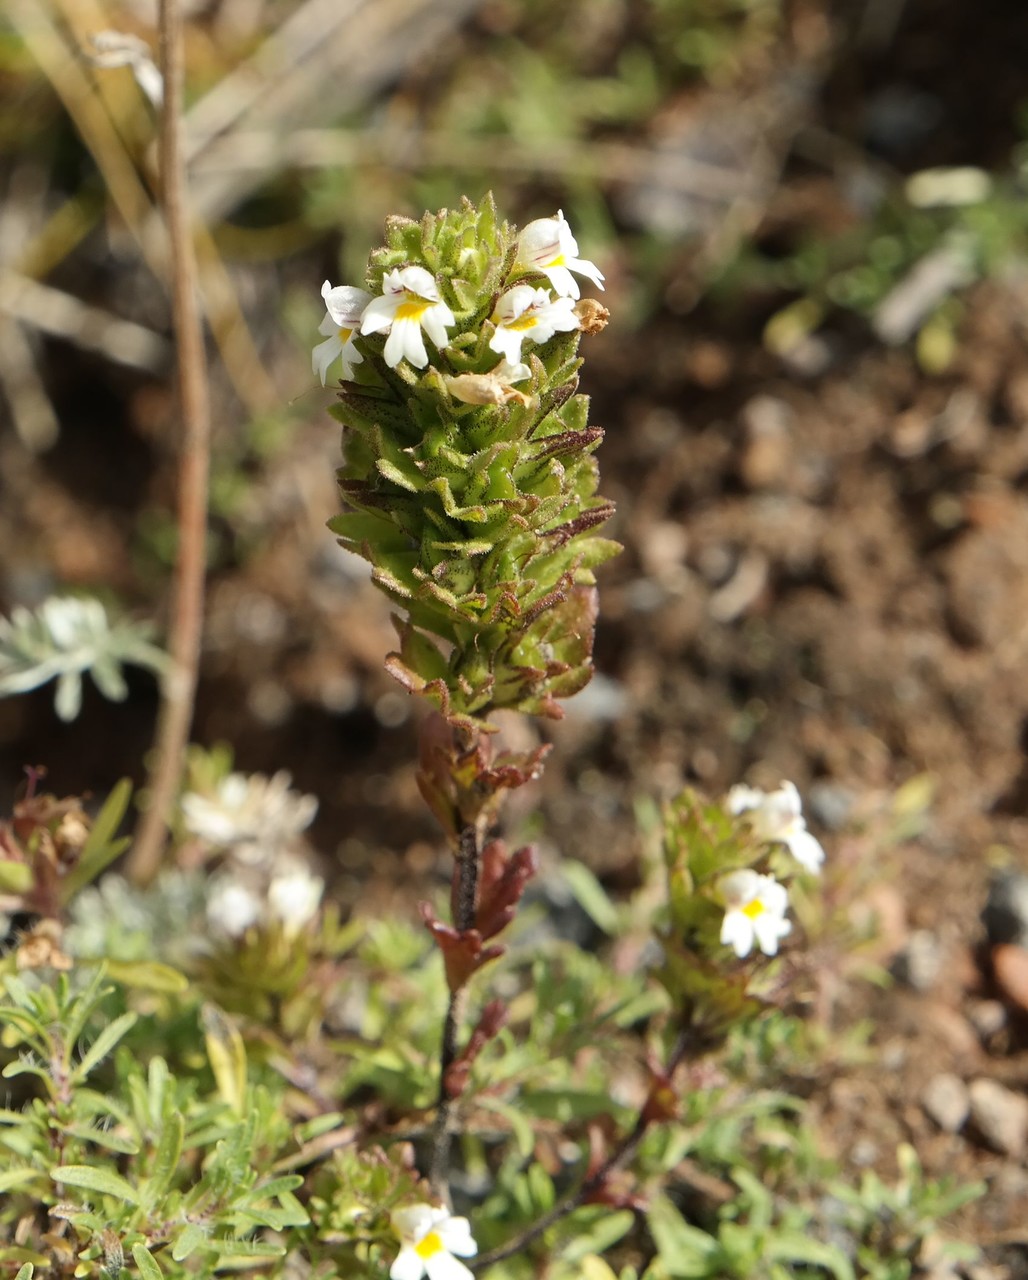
[2,0,1028,1253]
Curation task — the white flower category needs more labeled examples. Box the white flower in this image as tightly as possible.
[719,869,791,958]
[727,781,825,875]
[206,878,262,939]
[181,771,318,864]
[390,1204,477,1280]
[488,285,579,363]
[360,266,456,369]
[267,862,324,934]
[515,210,605,300]
[313,281,372,385]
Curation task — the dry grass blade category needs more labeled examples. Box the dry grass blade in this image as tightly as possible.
[186,0,491,223]
[0,272,172,373]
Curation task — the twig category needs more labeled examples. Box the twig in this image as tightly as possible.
[473,1030,696,1271]
[428,821,482,1199]
[127,0,210,885]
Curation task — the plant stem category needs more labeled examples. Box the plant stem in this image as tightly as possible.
[127,0,210,885]
[428,820,481,1199]
[472,1029,696,1270]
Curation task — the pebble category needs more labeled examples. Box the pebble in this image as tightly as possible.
[992,942,1028,1014]
[891,929,944,992]
[921,1073,970,1133]
[966,998,1008,1042]
[806,781,857,832]
[982,871,1028,948]
[968,1078,1028,1158]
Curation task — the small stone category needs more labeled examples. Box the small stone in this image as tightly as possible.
[982,871,1028,948]
[966,999,1008,1042]
[807,781,856,832]
[739,395,794,489]
[968,1078,1028,1158]
[892,929,944,992]
[992,943,1028,1014]
[921,1073,970,1133]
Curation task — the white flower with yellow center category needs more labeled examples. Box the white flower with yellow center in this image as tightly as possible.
[727,781,825,875]
[515,210,605,300]
[719,869,791,958]
[360,266,456,369]
[488,285,579,363]
[313,281,372,385]
[390,1204,477,1280]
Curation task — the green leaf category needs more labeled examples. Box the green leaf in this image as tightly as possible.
[559,1209,635,1264]
[561,860,620,935]
[0,862,32,894]
[131,1243,164,1280]
[73,1011,138,1083]
[143,1110,184,1208]
[59,778,132,903]
[14,1264,34,1280]
[766,1233,856,1280]
[0,1169,38,1193]
[646,1194,722,1278]
[102,960,189,994]
[51,1164,140,1205]
[171,1224,208,1262]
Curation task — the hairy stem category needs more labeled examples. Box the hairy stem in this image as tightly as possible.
[473,1029,696,1270]
[127,0,210,885]
[428,821,481,1199]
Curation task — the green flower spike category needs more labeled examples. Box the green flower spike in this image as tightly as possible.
[325,195,619,729]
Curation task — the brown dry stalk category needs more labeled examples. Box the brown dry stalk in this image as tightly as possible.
[127,0,211,885]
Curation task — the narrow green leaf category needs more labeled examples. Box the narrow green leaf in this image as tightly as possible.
[561,860,620,935]
[143,1110,184,1207]
[170,1224,208,1262]
[51,1164,140,1205]
[13,1263,34,1280]
[646,1194,721,1277]
[73,1011,138,1083]
[102,960,189,994]
[59,778,132,903]
[131,1243,163,1280]
[0,1169,37,1193]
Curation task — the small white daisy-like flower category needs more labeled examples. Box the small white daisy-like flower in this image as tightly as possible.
[267,861,324,935]
[515,210,605,300]
[181,771,318,865]
[313,281,372,385]
[390,1204,477,1280]
[488,285,579,363]
[727,780,825,875]
[719,869,792,959]
[360,266,456,369]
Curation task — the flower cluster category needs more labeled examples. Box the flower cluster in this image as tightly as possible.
[321,197,617,727]
[314,210,603,385]
[181,770,323,939]
[719,780,825,958]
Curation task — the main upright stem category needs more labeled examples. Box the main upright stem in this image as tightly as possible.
[128,0,211,884]
[428,820,481,1198]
